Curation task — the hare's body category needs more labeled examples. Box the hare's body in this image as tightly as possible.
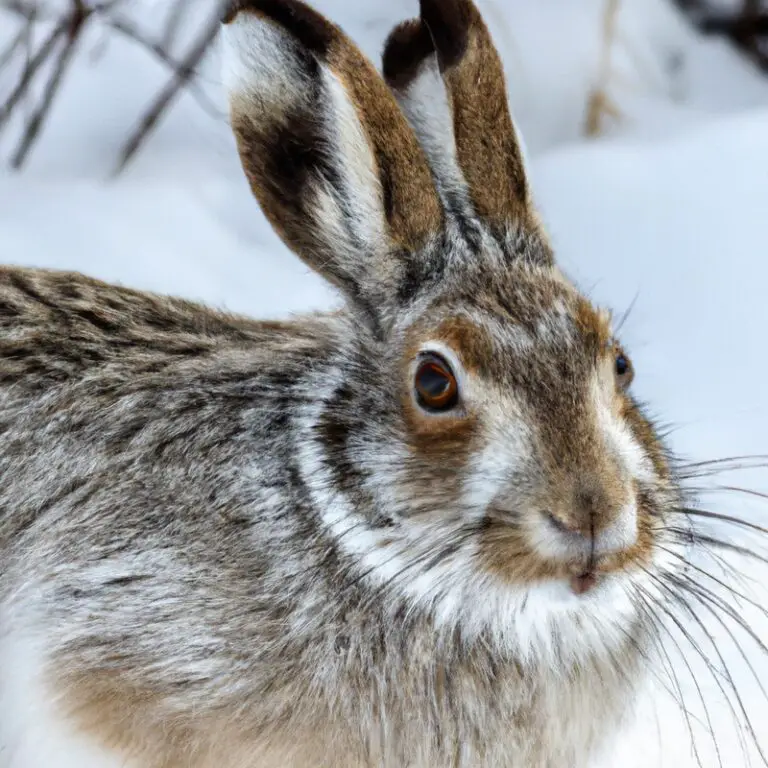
[0,268,636,768]
[1,0,684,766]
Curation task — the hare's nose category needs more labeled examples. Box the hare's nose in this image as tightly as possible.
[542,482,638,557]
[543,484,611,539]
[542,508,587,538]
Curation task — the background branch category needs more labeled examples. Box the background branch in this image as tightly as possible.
[673,0,768,73]
[107,14,221,118]
[0,0,222,171]
[113,9,221,174]
[10,1,90,168]
[0,18,69,130]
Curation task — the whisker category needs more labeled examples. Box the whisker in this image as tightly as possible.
[676,576,768,665]
[613,292,639,335]
[359,527,483,618]
[677,574,768,706]
[670,574,768,766]
[711,485,768,503]
[657,545,768,621]
[619,584,704,728]
[670,508,768,538]
[642,571,752,766]
[678,532,754,587]
[290,519,371,560]
[633,584,711,768]
[676,456,768,476]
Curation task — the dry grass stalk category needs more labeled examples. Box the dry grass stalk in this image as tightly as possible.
[584,0,623,138]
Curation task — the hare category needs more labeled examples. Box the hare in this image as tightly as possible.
[0,0,685,766]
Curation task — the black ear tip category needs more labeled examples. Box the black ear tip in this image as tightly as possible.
[418,0,472,69]
[220,0,336,56]
[382,19,434,89]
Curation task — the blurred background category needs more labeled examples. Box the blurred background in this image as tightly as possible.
[2,1,768,766]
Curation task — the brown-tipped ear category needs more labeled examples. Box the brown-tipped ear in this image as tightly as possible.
[222,0,442,322]
[383,0,533,237]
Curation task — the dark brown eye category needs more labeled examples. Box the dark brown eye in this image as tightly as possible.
[615,349,634,387]
[414,354,459,412]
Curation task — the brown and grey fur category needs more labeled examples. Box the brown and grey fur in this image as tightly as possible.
[0,1,684,767]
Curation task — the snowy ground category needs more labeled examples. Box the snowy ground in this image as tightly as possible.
[2,0,768,766]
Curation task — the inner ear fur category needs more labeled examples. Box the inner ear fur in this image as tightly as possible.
[383,0,534,234]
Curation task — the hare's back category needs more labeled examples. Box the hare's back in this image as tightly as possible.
[0,265,336,575]
[0,266,313,390]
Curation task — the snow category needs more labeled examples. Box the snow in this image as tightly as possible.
[2,0,768,766]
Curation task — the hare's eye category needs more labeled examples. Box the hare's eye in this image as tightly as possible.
[414,354,459,412]
[615,351,634,388]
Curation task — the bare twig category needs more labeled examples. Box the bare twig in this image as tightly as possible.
[113,10,221,174]
[161,0,187,51]
[11,7,89,170]
[0,0,39,21]
[18,4,38,121]
[2,0,222,169]
[0,17,68,131]
[10,1,91,168]
[1,0,125,24]
[0,20,28,72]
[700,12,768,36]
[673,0,768,74]
[107,15,221,118]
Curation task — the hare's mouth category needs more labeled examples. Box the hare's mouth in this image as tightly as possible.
[569,570,599,596]
[478,505,653,591]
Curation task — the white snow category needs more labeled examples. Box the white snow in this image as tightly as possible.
[2,0,768,766]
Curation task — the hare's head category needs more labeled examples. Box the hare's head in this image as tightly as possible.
[222,0,680,662]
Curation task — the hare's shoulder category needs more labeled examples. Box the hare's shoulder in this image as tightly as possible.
[0,267,334,389]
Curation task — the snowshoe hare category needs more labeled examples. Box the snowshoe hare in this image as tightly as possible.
[0,0,684,766]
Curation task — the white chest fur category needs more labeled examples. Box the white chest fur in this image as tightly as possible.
[0,629,132,768]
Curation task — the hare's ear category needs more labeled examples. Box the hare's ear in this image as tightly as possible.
[222,1,443,323]
[383,0,542,250]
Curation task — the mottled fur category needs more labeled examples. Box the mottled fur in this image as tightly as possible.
[0,1,683,767]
